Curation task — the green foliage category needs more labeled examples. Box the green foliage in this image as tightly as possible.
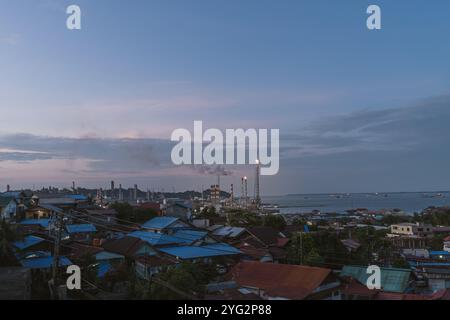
[0,220,21,266]
[381,214,411,225]
[263,214,286,231]
[150,262,218,299]
[226,209,262,227]
[111,203,157,224]
[392,256,409,269]
[197,206,218,219]
[414,208,450,226]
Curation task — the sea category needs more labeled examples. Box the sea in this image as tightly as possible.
[262,192,450,215]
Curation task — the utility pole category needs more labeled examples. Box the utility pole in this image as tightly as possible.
[50,209,64,299]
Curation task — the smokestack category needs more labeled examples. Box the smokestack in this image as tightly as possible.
[241,177,244,207]
[244,176,248,208]
[6,184,10,192]
[134,184,138,201]
[72,181,76,193]
[231,184,234,203]
[255,159,261,208]
[111,181,115,200]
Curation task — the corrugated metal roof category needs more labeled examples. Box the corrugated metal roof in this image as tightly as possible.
[159,243,241,259]
[13,236,45,250]
[142,217,178,230]
[66,194,88,201]
[341,265,411,293]
[0,196,16,207]
[232,261,333,300]
[97,261,113,278]
[95,251,124,261]
[19,219,50,228]
[212,226,246,238]
[66,224,97,234]
[20,256,72,269]
[172,230,208,243]
[429,251,450,256]
[128,230,184,246]
[39,204,64,213]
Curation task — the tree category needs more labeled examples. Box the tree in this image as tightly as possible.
[133,208,158,223]
[263,214,286,231]
[392,256,409,269]
[197,206,218,219]
[0,219,20,266]
[305,249,325,266]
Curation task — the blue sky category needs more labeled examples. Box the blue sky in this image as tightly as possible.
[0,0,450,195]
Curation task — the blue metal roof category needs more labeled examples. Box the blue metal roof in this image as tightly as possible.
[19,219,50,228]
[66,194,88,201]
[66,224,97,233]
[0,191,21,198]
[97,261,113,278]
[409,262,450,267]
[159,243,241,260]
[128,230,185,246]
[142,217,179,230]
[20,256,72,269]
[13,235,45,250]
[172,230,208,243]
[429,251,450,256]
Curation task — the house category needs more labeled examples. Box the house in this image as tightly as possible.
[236,226,289,263]
[0,196,17,220]
[443,236,450,253]
[85,209,118,225]
[389,223,433,237]
[23,206,52,220]
[340,265,413,293]
[13,235,48,253]
[134,255,178,279]
[429,251,450,261]
[341,277,448,300]
[418,267,450,291]
[102,236,157,258]
[158,243,241,263]
[19,256,72,270]
[141,216,190,233]
[138,202,162,215]
[163,202,193,221]
[65,224,97,242]
[208,225,247,242]
[231,261,341,300]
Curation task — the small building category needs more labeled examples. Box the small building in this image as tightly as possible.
[231,261,341,300]
[0,196,17,220]
[443,236,450,253]
[390,223,433,237]
[158,243,241,263]
[340,265,412,293]
[85,209,118,225]
[66,224,97,242]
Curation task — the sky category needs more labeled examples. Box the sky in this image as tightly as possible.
[0,0,450,195]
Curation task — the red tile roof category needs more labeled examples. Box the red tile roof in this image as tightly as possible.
[232,261,332,300]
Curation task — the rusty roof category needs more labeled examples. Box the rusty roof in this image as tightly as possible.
[232,261,332,300]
